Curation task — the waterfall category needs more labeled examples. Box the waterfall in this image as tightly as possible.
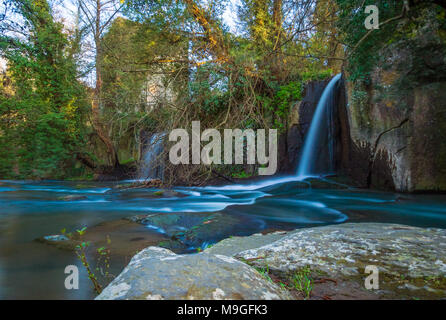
[134,74,341,188]
[297,73,342,178]
[139,133,165,180]
[204,74,343,191]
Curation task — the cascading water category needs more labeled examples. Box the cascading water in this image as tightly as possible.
[139,132,165,180]
[201,73,343,191]
[297,73,341,178]
[133,74,342,189]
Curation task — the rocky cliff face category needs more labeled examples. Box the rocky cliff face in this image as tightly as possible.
[343,14,446,192]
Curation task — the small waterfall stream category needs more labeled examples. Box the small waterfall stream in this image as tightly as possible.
[139,132,165,180]
[297,74,342,178]
[136,74,342,186]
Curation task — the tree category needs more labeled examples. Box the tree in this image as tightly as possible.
[0,0,89,178]
[336,0,446,81]
[76,0,126,167]
[100,17,188,163]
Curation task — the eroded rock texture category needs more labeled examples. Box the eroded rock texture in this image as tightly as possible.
[344,11,446,192]
[96,247,292,300]
[234,223,446,298]
[98,223,446,300]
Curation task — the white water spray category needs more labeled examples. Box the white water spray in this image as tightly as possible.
[297,73,342,178]
[139,133,165,180]
[202,74,342,191]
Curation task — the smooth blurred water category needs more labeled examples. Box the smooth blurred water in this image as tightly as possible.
[139,133,166,180]
[1,179,446,299]
[297,74,342,178]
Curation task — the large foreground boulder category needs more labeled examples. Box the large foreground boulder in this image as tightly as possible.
[234,223,446,299]
[96,247,292,300]
[97,223,446,300]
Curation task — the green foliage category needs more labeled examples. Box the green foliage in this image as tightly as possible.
[73,230,103,294]
[0,0,89,179]
[302,69,334,82]
[336,0,403,81]
[231,170,253,179]
[255,263,273,283]
[0,0,343,182]
[258,80,303,130]
[335,0,446,83]
[63,226,113,294]
[189,64,229,116]
[291,267,313,299]
[99,16,188,165]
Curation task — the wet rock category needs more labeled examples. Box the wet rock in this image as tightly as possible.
[58,195,88,201]
[129,212,245,252]
[304,178,350,189]
[36,219,169,254]
[205,231,289,257]
[282,81,328,173]
[115,179,163,191]
[234,223,446,299]
[43,234,69,242]
[146,179,163,188]
[35,234,81,251]
[96,247,292,300]
[258,180,311,195]
[345,16,446,192]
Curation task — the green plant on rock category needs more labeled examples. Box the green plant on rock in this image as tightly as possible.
[291,267,313,300]
[259,80,304,131]
[255,263,273,283]
[231,170,253,179]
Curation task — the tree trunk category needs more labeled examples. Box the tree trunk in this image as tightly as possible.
[91,0,119,167]
[183,0,232,64]
[271,0,284,82]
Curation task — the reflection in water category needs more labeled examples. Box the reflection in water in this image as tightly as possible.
[1,179,446,299]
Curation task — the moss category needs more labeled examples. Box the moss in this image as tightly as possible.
[120,158,136,165]
[349,81,372,130]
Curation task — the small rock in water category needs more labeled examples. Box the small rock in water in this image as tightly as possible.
[58,195,88,201]
[43,235,69,242]
[115,179,163,191]
[130,212,245,252]
[35,234,80,251]
[145,179,163,188]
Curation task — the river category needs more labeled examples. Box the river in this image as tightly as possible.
[1,178,446,299]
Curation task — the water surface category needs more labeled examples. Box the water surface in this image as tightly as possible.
[1,179,446,299]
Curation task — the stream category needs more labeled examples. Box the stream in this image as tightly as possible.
[1,178,446,299]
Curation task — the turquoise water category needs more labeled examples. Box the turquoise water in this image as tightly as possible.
[1,179,446,299]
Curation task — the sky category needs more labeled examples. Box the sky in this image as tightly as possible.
[53,0,240,32]
[0,0,240,72]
